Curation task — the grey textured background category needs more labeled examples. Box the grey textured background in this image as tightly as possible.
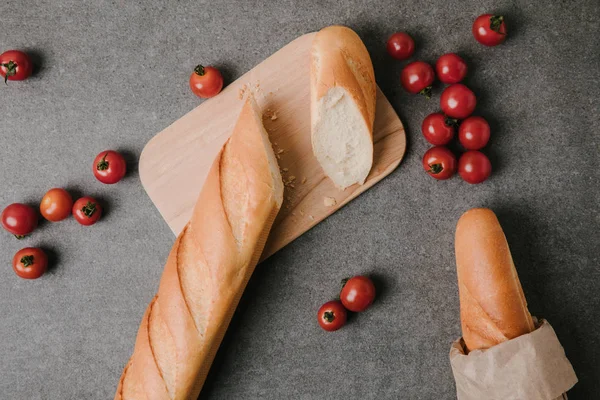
[1,1,598,399]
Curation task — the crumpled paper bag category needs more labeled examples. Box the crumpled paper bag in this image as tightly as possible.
[449,319,577,400]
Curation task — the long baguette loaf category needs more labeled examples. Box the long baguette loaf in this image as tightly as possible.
[115,95,283,399]
[455,208,535,352]
[311,25,376,189]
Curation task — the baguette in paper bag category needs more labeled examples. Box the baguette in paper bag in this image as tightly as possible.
[450,208,577,399]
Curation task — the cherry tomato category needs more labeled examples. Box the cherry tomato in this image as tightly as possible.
[422,113,456,145]
[386,32,415,60]
[401,61,435,98]
[317,300,347,332]
[13,247,47,279]
[189,65,223,98]
[440,84,476,119]
[0,50,32,83]
[473,14,507,47]
[93,150,127,184]
[436,53,467,84]
[423,146,457,180]
[459,116,490,150]
[40,188,73,222]
[340,276,376,312]
[1,203,38,237]
[73,197,102,226]
[458,151,492,184]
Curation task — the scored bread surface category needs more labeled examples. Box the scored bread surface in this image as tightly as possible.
[115,95,283,400]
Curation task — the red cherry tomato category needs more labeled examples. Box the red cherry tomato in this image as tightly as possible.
[340,276,376,312]
[473,14,507,47]
[423,146,457,180]
[1,203,38,237]
[401,61,435,98]
[422,113,456,145]
[440,84,476,119]
[72,197,102,226]
[0,50,32,83]
[93,150,127,184]
[436,53,468,84]
[458,151,492,184]
[40,188,73,222]
[386,32,415,60]
[459,116,491,150]
[13,247,47,279]
[317,300,347,332]
[189,65,223,98]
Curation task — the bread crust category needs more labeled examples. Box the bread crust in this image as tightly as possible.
[115,95,283,400]
[455,208,535,352]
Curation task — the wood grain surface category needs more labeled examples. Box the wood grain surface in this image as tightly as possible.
[139,32,406,260]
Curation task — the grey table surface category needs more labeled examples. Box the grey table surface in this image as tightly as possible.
[1,1,598,399]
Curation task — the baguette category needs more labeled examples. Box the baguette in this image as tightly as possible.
[455,208,535,352]
[115,95,283,399]
[310,25,376,189]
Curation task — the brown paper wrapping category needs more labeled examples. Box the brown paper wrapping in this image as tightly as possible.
[449,319,577,400]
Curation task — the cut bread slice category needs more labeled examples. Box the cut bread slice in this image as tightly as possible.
[311,25,376,189]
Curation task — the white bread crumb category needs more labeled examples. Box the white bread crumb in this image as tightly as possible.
[238,84,247,100]
[323,197,337,207]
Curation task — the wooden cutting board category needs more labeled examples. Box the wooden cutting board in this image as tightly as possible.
[139,32,406,260]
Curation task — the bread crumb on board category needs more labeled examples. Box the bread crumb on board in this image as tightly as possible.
[323,197,337,207]
[308,215,315,221]
[239,82,266,100]
[263,108,278,121]
[283,175,296,189]
[301,177,307,184]
[238,84,247,100]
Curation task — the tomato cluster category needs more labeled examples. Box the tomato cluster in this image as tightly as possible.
[421,107,492,184]
[2,47,226,280]
[317,276,376,331]
[418,55,492,183]
[1,150,126,279]
[387,13,505,184]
